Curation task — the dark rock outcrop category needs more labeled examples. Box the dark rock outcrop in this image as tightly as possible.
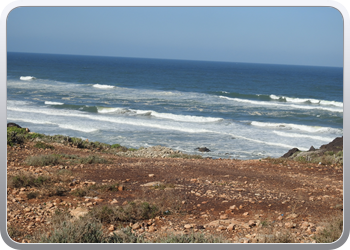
[320,136,343,153]
[308,146,316,152]
[7,123,22,128]
[281,148,300,158]
[196,147,211,152]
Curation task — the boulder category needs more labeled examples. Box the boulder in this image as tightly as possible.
[7,123,22,128]
[196,147,211,152]
[320,137,343,152]
[281,148,300,158]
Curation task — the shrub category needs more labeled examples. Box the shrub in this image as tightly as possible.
[71,188,87,197]
[27,191,39,200]
[38,209,145,243]
[34,142,54,150]
[168,153,203,159]
[89,201,161,224]
[7,127,27,146]
[77,155,108,164]
[154,232,228,243]
[8,173,48,188]
[111,144,121,149]
[25,154,61,166]
[313,217,343,243]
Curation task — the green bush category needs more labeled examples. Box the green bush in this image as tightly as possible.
[89,202,161,224]
[7,127,27,146]
[71,188,87,197]
[77,155,108,164]
[111,144,121,148]
[154,232,228,243]
[8,174,48,188]
[34,142,54,150]
[168,153,203,159]
[25,154,61,166]
[313,218,343,243]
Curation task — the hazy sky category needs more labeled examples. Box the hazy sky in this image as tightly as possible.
[7,7,343,67]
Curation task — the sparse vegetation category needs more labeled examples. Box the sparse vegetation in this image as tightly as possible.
[25,154,62,166]
[153,232,228,243]
[8,173,48,188]
[89,201,161,224]
[34,142,54,150]
[168,153,203,159]
[313,216,343,243]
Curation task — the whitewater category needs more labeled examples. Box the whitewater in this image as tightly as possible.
[7,53,343,159]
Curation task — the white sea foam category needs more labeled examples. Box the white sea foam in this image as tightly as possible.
[20,76,36,81]
[6,117,54,125]
[7,106,213,133]
[58,124,98,133]
[45,101,64,105]
[93,84,115,89]
[222,132,308,151]
[134,110,223,123]
[270,94,343,107]
[97,106,223,123]
[251,121,342,133]
[97,107,129,114]
[219,96,343,112]
[272,130,334,142]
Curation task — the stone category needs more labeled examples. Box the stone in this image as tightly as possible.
[108,225,115,231]
[184,224,193,229]
[148,225,156,232]
[132,223,141,230]
[70,207,89,219]
[220,214,229,219]
[227,224,235,231]
[110,199,118,204]
[229,205,236,210]
[148,174,155,178]
[281,148,300,158]
[197,147,210,152]
[286,213,298,219]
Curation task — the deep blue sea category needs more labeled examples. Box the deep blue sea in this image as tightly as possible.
[7,52,343,159]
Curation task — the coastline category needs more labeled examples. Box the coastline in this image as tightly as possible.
[6,124,343,243]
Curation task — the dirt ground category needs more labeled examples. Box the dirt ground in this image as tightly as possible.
[6,140,343,243]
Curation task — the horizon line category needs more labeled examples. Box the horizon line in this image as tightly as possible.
[7,50,343,68]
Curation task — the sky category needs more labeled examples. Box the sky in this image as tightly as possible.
[6,7,344,67]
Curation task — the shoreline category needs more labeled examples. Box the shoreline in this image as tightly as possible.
[7,122,343,165]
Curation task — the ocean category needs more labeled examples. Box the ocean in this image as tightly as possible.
[7,52,343,159]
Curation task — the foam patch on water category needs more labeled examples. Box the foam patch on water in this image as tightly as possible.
[251,121,342,133]
[93,84,115,89]
[20,76,36,80]
[272,130,334,142]
[45,101,64,105]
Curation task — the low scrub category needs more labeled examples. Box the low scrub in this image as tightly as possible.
[34,142,54,150]
[25,154,62,167]
[168,153,203,159]
[8,173,48,188]
[71,182,120,197]
[153,232,228,243]
[39,218,139,243]
[313,216,343,243]
[7,127,26,146]
[89,201,161,224]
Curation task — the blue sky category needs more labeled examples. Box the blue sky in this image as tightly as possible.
[7,7,343,67]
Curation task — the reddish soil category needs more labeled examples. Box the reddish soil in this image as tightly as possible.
[6,141,343,243]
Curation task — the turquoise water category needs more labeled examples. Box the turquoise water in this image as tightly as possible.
[7,52,343,159]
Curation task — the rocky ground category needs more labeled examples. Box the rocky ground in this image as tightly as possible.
[6,131,343,244]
